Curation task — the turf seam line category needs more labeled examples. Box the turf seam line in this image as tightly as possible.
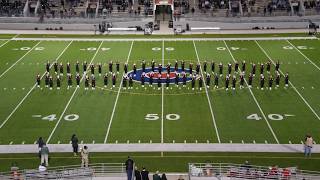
[193,40,221,143]
[103,40,134,144]
[223,40,280,144]
[286,40,320,71]
[0,41,42,79]
[0,40,74,129]
[255,40,320,121]
[46,41,104,144]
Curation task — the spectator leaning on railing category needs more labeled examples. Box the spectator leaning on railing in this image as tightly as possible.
[304,134,314,157]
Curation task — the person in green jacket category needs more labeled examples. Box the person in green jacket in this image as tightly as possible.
[152,171,161,180]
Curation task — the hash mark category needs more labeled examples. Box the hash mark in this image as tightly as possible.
[207,140,209,144]
[80,140,83,144]
[241,140,244,144]
[127,140,130,144]
[229,140,232,143]
[115,140,118,144]
[9,141,13,145]
[195,140,198,143]
[34,141,37,144]
[22,141,25,144]
[184,140,186,143]
[57,141,60,144]
[264,140,268,144]
[150,140,152,143]
[92,140,95,144]
[253,140,256,144]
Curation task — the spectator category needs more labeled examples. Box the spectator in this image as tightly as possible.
[40,144,49,166]
[81,146,89,167]
[161,173,167,180]
[125,156,134,180]
[304,134,314,157]
[141,167,149,180]
[153,171,161,180]
[135,166,142,180]
[177,175,185,180]
[37,137,45,149]
[38,163,47,172]
[71,134,79,156]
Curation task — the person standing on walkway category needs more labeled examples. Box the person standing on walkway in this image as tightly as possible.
[304,134,314,157]
[141,167,149,180]
[134,166,142,180]
[152,171,161,180]
[40,144,49,166]
[71,134,79,156]
[81,146,89,167]
[125,156,134,180]
[37,137,45,158]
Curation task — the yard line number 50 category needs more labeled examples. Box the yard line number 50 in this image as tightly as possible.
[145,114,180,121]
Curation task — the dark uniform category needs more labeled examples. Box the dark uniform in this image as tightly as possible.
[206,74,210,87]
[104,73,108,87]
[219,63,223,76]
[123,75,127,88]
[45,73,49,87]
[112,74,116,87]
[46,61,50,72]
[275,73,280,87]
[166,63,171,74]
[124,63,128,74]
[196,63,200,74]
[83,62,87,73]
[275,61,280,72]
[59,63,63,75]
[56,76,61,89]
[75,61,80,73]
[142,60,146,72]
[227,63,232,75]
[248,73,253,87]
[266,61,271,73]
[98,63,102,75]
[67,74,72,88]
[76,74,80,87]
[260,63,264,75]
[252,63,256,76]
[214,74,219,88]
[166,74,170,88]
[269,76,273,90]
[242,61,246,73]
[158,64,162,74]
[191,75,195,90]
[129,75,133,89]
[182,73,187,86]
[203,61,207,73]
[133,64,137,75]
[211,61,215,73]
[157,76,161,89]
[67,63,71,75]
[49,76,53,89]
[90,64,95,74]
[54,62,58,74]
[240,74,244,88]
[260,75,265,89]
[151,60,155,72]
[284,73,289,87]
[141,73,145,87]
[189,63,193,75]
[84,75,89,90]
[36,74,41,87]
[91,75,96,89]
[235,62,239,72]
[232,75,236,90]
[199,76,203,90]
[181,61,185,72]
[109,61,113,73]
[175,73,179,86]
[116,62,120,73]
[149,72,154,86]
[225,75,230,90]
[174,61,178,72]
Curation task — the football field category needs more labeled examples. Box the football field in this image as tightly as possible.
[0,35,320,146]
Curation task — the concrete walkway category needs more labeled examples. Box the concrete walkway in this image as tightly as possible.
[0,143,318,154]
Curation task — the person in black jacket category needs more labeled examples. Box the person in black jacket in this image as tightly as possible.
[71,134,79,156]
[125,156,134,180]
[141,167,149,180]
[135,166,142,180]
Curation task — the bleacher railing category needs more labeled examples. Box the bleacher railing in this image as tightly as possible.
[0,163,126,180]
[188,163,320,180]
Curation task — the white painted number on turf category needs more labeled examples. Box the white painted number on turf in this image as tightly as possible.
[18,47,45,51]
[283,46,312,50]
[216,47,242,51]
[165,47,175,51]
[101,47,111,51]
[145,114,180,121]
[64,114,79,121]
[247,113,290,121]
[152,47,161,51]
[42,114,57,121]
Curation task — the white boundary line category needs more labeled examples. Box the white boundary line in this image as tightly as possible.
[0,41,42,79]
[12,36,317,42]
[161,40,164,144]
[0,41,74,129]
[223,40,280,144]
[47,41,104,144]
[286,40,320,71]
[193,40,221,143]
[103,41,134,144]
[255,40,320,121]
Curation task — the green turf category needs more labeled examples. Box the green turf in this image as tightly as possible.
[0,38,319,146]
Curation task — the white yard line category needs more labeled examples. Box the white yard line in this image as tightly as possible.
[223,40,280,144]
[0,36,14,48]
[286,40,320,71]
[0,41,42,79]
[0,41,73,129]
[161,40,165,144]
[11,36,317,42]
[193,40,221,143]
[103,41,134,144]
[47,41,104,144]
[255,40,320,121]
